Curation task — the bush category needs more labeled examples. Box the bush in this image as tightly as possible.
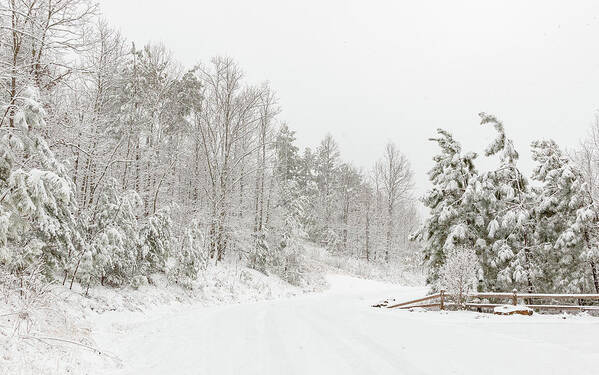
[130,275,148,289]
[439,246,479,306]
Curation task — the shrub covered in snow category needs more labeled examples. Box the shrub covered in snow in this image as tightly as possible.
[439,246,479,306]
[0,88,82,281]
[167,220,209,288]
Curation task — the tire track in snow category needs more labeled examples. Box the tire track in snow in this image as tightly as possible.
[302,305,426,375]
[262,304,299,375]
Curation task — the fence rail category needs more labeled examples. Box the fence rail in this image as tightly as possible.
[384,289,599,313]
[386,293,442,309]
[468,292,599,300]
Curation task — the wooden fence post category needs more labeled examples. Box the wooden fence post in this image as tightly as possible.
[440,289,445,310]
[512,289,518,305]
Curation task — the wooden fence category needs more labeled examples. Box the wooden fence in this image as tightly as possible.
[385,289,599,313]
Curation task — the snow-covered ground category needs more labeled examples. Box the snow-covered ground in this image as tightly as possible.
[0,264,323,374]
[89,275,599,375]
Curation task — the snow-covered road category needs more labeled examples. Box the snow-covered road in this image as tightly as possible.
[93,275,599,375]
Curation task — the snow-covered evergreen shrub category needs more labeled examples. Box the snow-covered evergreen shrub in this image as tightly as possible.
[323,228,341,254]
[84,180,141,287]
[0,88,82,280]
[249,230,271,275]
[276,195,308,286]
[167,220,208,288]
[138,208,174,278]
[439,246,479,306]
[130,274,149,289]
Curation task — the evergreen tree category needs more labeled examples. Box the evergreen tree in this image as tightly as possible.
[168,220,207,288]
[85,179,141,286]
[0,88,82,279]
[138,207,173,276]
[275,124,301,183]
[275,181,308,285]
[473,113,536,292]
[314,134,340,240]
[412,129,478,285]
[297,147,319,239]
[531,139,599,292]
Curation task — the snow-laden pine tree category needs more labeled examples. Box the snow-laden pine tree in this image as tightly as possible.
[314,134,340,242]
[0,88,82,280]
[472,113,536,292]
[275,124,301,184]
[138,207,174,279]
[268,126,309,283]
[412,129,478,286]
[531,139,599,293]
[168,220,207,288]
[84,179,141,287]
[275,181,308,285]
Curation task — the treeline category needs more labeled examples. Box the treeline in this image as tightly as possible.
[414,113,599,294]
[0,0,418,290]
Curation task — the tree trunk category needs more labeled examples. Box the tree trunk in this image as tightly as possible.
[342,194,349,253]
[522,234,534,294]
[385,200,393,263]
[590,260,599,294]
[121,130,132,189]
[365,200,370,262]
[582,230,599,293]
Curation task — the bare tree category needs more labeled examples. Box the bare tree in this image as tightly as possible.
[194,57,263,261]
[375,142,413,263]
[0,0,96,127]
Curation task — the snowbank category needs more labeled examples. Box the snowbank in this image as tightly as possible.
[0,263,324,374]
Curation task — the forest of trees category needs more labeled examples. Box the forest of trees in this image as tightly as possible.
[415,113,599,295]
[0,0,419,291]
[4,0,597,298]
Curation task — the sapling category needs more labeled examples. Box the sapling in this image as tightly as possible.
[439,246,479,307]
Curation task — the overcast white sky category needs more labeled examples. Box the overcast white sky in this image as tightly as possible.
[99,0,599,194]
